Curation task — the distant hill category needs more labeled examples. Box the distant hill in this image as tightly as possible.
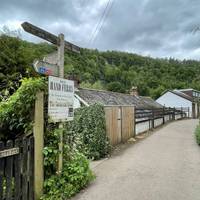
[1,34,200,100]
[65,49,200,99]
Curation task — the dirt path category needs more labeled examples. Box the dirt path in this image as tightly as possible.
[72,119,200,200]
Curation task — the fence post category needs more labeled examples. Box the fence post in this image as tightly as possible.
[33,92,44,200]
[181,107,183,118]
[163,107,165,124]
[173,107,175,120]
[152,109,154,129]
[169,107,171,121]
[188,107,190,118]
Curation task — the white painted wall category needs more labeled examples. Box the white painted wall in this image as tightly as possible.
[175,114,182,120]
[156,91,192,117]
[154,118,163,127]
[136,116,168,135]
[136,121,150,135]
[136,113,185,135]
[164,115,170,122]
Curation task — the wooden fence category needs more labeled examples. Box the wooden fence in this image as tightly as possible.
[105,106,189,145]
[104,106,135,146]
[135,107,189,135]
[0,136,34,200]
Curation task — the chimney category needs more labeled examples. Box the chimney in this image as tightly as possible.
[67,74,80,89]
[130,86,139,96]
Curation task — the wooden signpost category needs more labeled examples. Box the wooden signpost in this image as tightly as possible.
[33,60,59,77]
[21,22,80,53]
[21,21,80,200]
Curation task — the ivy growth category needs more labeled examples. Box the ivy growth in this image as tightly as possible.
[0,77,109,199]
[0,77,47,139]
[41,150,94,200]
[42,127,95,200]
[66,104,111,160]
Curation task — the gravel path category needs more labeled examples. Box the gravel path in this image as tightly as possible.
[72,119,200,200]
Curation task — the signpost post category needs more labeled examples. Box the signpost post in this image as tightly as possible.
[21,21,80,199]
[57,34,65,173]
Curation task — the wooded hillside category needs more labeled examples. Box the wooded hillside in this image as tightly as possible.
[1,34,200,100]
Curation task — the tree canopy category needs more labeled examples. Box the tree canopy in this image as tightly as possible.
[1,34,200,100]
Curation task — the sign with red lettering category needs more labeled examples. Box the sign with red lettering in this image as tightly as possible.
[48,76,74,122]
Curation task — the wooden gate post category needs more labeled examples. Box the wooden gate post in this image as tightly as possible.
[33,92,44,200]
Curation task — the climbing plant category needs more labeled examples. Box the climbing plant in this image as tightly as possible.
[42,127,95,200]
[65,104,111,160]
[0,77,47,139]
[0,77,95,199]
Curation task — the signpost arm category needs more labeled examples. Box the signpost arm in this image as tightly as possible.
[58,34,65,173]
[21,22,80,53]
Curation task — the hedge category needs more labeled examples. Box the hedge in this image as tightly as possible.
[65,104,111,160]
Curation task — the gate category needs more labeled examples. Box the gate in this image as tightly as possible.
[104,106,135,146]
[0,136,34,200]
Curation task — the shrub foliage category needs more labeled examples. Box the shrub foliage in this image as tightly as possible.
[66,104,111,160]
[195,125,200,145]
[0,77,46,139]
[42,128,95,200]
[0,78,111,199]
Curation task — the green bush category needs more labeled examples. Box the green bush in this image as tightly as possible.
[42,127,95,200]
[0,78,105,199]
[41,149,95,200]
[65,104,111,160]
[0,77,46,139]
[195,125,200,145]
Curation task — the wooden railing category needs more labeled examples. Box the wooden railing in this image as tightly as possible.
[135,107,189,135]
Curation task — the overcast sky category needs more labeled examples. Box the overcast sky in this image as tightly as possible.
[1,0,200,60]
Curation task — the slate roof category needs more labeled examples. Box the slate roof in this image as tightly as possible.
[170,90,193,102]
[75,88,163,109]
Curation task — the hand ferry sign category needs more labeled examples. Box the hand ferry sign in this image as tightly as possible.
[48,76,74,122]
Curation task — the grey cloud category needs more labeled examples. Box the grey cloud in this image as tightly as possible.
[93,0,200,59]
[1,0,200,59]
[0,0,78,24]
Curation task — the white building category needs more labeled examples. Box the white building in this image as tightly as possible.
[156,89,200,118]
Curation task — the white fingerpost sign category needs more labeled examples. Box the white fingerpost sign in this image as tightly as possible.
[48,76,74,122]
